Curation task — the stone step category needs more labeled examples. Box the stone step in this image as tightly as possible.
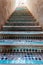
[12,11,32,16]
[8,20,36,22]
[10,15,34,18]
[9,17,36,21]
[15,7,29,11]
[11,14,34,17]
[15,7,28,11]
[6,22,39,26]
[13,9,32,15]
[12,10,33,16]
[0,43,43,52]
[9,16,35,20]
[13,12,33,16]
[0,31,43,39]
[3,26,42,31]
[0,39,43,46]
[14,10,31,13]
[8,19,36,22]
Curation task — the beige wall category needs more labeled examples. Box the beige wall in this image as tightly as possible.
[0,0,16,29]
[27,0,43,29]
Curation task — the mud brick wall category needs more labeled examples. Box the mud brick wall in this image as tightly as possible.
[0,0,15,29]
[27,0,43,29]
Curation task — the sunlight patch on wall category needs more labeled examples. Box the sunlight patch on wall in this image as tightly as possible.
[27,0,31,10]
[15,0,27,7]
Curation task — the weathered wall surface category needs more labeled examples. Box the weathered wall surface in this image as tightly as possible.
[27,0,43,29]
[0,0,16,29]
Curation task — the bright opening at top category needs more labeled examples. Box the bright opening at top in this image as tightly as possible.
[15,0,27,7]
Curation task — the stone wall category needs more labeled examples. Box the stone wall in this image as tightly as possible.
[0,0,16,29]
[27,0,43,29]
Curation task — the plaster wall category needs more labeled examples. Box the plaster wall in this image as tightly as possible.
[0,0,16,29]
[27,0,43,29]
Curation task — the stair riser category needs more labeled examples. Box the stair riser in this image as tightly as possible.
[0,34,43,39]
[14,10,29,12]
[6,23,38,26]
[13,10,33,15]
[0,46,43,53]
[11,14,34,18]
[9,18,35,21]
[3,27,42,31]
[10,16,34,20]
[11,15,33,17]
[8,19,36,22]
[13,14,32,16]
[13,12,32,16]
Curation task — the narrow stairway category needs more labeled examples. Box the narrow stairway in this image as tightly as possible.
[0,7,43,64]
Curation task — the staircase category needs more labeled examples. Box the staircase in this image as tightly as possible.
[0,7,43,64]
